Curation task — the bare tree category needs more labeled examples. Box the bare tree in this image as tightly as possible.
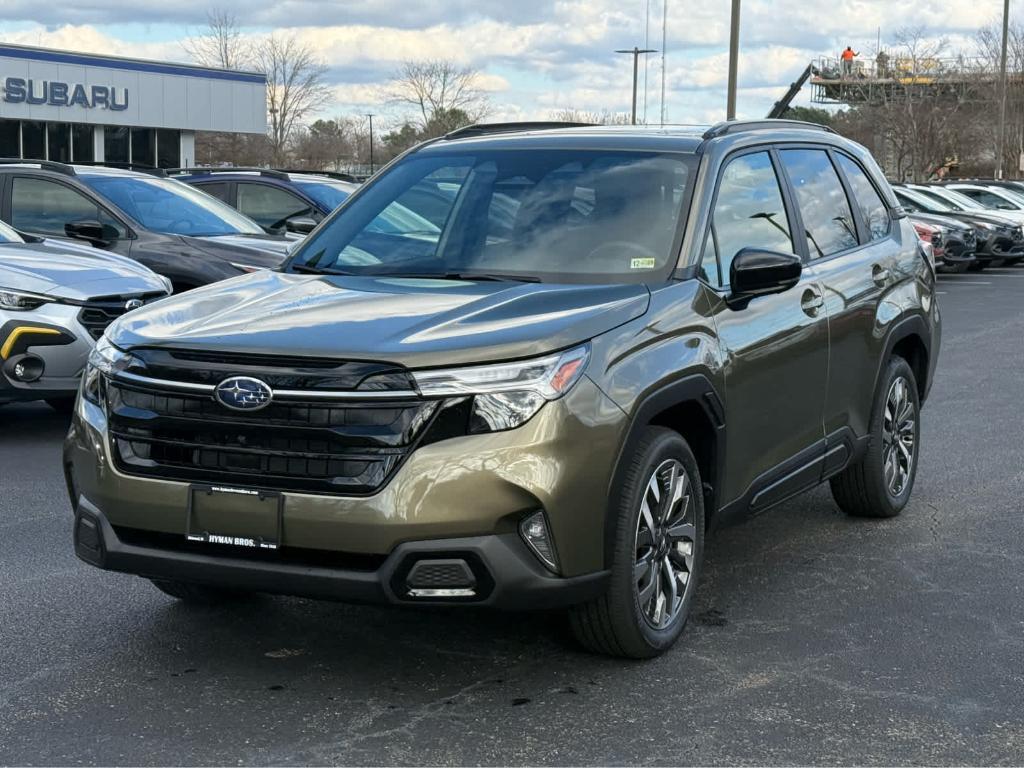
[252,33,332,164]
[386,60,490,130]
[549,108,632,125]
[182,10,250,70]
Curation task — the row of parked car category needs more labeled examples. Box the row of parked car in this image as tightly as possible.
[896,179,1024,272]
[0,160,359,410]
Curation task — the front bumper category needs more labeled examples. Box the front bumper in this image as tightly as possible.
[71,498,609,609]
[64,375,627,604]
[0,303,92,403]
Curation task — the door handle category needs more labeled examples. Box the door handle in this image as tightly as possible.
[801,286,824,316]
[872,264,891,286]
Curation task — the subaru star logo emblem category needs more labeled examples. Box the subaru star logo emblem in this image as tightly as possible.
[214,376,273,412]
[124,298,144,311]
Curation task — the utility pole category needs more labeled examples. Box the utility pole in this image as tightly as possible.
[365,113,375,175]
[727,0,741,120]
[995,0,1010,179]
[616,47,657,124]
[660,0,668,124]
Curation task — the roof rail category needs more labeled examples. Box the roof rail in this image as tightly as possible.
[273,168,360,183]
[71,161,167,177]
[167,166,290,181]
[0,157,76,176]
[444,121,595,140]
[702,119,835,140]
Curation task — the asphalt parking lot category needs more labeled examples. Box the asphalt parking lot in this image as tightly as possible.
[2,267,1023,766]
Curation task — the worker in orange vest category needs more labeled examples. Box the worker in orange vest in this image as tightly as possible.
[841,46,859,77]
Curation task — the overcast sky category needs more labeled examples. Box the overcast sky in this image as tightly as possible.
[1,0,1007,129]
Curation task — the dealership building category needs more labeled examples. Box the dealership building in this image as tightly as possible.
[0,43,267,168]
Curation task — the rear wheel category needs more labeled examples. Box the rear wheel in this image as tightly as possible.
[150,579,251,604]
[831,357,920,518]
[941,261,970,274]
[569,427,704,658]
[967,260,987,272]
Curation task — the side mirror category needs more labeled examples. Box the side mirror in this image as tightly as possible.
[65,219,118,246]
[285,216,318,234]
[729,248,802,303]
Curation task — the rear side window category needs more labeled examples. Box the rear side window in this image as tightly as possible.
[10,177,125,238]
[779,149,858,259]
[702,151,793,287]
[835,154,890,240]
[237,183,309,228]
[194,181,230,203]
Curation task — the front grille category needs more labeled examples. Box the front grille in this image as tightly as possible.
[106,352,439,495]
[77,293,165,340]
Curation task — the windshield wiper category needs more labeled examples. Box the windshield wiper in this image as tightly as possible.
[373,271,541,283]
[288,263,354,275]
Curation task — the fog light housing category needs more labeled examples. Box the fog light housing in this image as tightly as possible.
[520,510,559,573]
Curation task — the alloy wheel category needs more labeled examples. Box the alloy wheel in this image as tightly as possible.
[882,376,917,497]
[633,459,697,629]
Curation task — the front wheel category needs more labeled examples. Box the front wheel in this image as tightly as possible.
[831,357,921,518]
[569,427,704,658]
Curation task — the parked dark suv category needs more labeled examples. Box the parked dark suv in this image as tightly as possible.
[0,161,296,292]
[65,121,940,658]
[169,167,358,234]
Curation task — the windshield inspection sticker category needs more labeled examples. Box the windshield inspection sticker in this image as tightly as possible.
[630,257,657,270]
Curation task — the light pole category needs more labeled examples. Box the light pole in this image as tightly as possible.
[727,0,741,120]
[365,113,375,175]
[995,0,1010,179]
[616,47,658,124]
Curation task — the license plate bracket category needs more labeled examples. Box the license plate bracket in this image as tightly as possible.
[185,484,283,550]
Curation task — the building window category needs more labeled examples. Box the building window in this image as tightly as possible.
[0,120,18,157]
[131,127,155,166]
[156,129,180,168]
[47,123,71,163]
[72,125,94,162]
[105,127,130,163]
[22,121,46,159]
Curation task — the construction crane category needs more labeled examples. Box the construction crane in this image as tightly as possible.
[766,63,818,119]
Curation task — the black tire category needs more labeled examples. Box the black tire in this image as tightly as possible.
[831,357,921,518]
[45,397,76,414]
[967,260,986,272]
[569,427,705,659]
[150,579,250,604]
[942,261,970,274]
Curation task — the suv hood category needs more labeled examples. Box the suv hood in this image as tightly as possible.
[109,270,651,368]
[184,233,298,268]
[0,240,169,300]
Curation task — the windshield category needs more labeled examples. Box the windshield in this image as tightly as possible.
[0,219,24,243]
[294,180,356,211]
[81,175,265,237]
[897,187,953,213]
[286,149,695,283]
[923,186,984,211]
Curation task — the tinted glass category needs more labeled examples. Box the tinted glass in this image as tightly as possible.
[156,129,180,168]
[288,149,694,283]
[293,180,354,211]
[105,127,129,164]
[923,187,979,211]
[895,188,951,213]
[82,175,265,236]
[835,154,890,240]
[22,121,44,160]
[47,123,70,162]
[960,188,1019,210]
[72,124,94,162]
[705,151,793,287]
[237,183,309,228]
[780,149,858,258]
[194,182,230,202]
[0,120,18,156]
[11,177,125,238]
[131,128,155,167]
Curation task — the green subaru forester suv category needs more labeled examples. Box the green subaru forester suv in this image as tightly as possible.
[65,120,940,658]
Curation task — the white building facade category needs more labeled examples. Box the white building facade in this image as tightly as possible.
[0,43,267,168]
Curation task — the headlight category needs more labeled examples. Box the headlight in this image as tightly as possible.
[0,287,52,311]
[412,345,590,432]
[82,336,133,405]
[974,221,995,232]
